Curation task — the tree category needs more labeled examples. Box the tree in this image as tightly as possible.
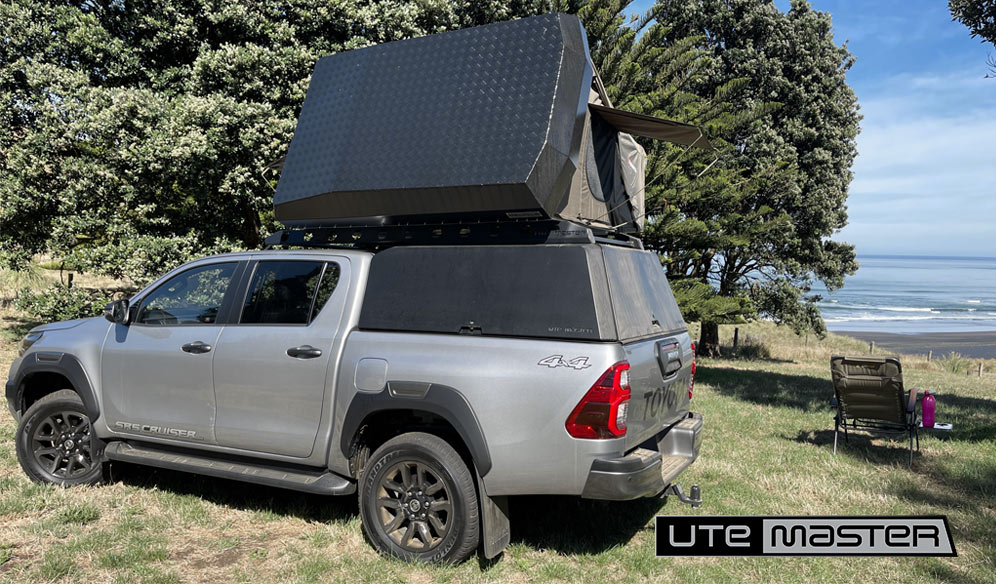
[950,0,996,43]
[2,0,859,350]
[633,0,861,354]
[949,0,996,75]
[0,0,546,282]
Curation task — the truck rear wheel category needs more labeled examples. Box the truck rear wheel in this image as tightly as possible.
[359,432,479,563]
[15,389,103,486]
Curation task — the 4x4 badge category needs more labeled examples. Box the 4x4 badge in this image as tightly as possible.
[537,355,592,370]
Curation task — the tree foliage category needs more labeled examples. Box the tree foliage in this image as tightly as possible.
[1,0,860,344]
[949,0,996,75]
[950,0,996,44]
[583,0,860,353]
[15,283,111,322]
[0,0,545,279]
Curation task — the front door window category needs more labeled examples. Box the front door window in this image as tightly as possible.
[137,263,237,325]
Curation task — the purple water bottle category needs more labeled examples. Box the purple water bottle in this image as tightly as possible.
[922,390,936,428]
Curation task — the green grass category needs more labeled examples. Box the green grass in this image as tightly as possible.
[0,314,994,583]
[37,544,79,580]
[56,503,102,525]
[97,535,170,569]
[938,351,973,375]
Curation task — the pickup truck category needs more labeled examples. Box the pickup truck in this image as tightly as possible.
[6,238,701,563]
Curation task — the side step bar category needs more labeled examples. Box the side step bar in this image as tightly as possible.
[104,441,355,496]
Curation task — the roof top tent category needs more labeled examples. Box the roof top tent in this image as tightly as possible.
[271,13,711,236]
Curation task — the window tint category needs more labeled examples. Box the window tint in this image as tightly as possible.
[601,246,685,340]
[312,263,340,322]
[241,261,340,325]
[137,263,237,325]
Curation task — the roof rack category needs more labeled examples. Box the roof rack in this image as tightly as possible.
[263,219,644,251]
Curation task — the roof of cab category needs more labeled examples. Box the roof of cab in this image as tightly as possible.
[195,248,376,262]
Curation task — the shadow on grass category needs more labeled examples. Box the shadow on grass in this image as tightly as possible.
[893,471,996,573]
[707,344,794,364]
[699,365,833,411]
[508,495,663,555]
[790,428,918,468]
[916,393,996,443]
[894,457,996,577]
[110,463,662,557]
[109,462,358,523]
[0,314,42,342]
[705,365,996,443]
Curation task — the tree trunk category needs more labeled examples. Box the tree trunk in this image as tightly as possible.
[242,197,262,249]
[699,321,721,357]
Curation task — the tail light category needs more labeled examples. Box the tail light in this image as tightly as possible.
[565,362,631,439]
[689,343,696,399]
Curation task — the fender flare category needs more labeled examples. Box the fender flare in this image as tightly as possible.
[6,352,100,420]
[339,383,492,476]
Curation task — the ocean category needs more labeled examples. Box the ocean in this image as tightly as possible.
[815,255,996,334]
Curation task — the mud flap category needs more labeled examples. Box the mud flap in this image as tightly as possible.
[476,469,510,559]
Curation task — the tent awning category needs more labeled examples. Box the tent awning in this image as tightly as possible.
[589,103,714,150]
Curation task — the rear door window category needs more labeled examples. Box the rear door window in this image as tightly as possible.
[601,246,685,340]
[240,261,340,325]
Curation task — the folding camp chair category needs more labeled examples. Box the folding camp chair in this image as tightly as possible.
[829,355,920,467]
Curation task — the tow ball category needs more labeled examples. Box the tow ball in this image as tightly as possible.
[663,483,702,508]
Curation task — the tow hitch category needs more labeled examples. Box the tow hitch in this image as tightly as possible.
[663,483,702,508]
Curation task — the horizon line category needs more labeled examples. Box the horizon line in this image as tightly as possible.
[858,253,996,261]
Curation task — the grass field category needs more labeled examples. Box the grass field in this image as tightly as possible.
[0,305,994,583]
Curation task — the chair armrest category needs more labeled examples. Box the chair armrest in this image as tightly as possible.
[906,387,919,412]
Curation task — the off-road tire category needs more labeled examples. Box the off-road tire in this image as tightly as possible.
[359,432,479,563]
[16,389,103,486]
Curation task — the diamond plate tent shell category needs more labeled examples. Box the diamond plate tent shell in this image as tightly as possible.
[272,13,711,230]
[274,13,590,226]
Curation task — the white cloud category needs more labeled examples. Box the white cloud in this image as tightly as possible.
[841,70,996,255]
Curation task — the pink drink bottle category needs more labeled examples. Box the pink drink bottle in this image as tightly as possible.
[922,390,935,428]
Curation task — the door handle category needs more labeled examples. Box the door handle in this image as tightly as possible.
[181,341,213,354]
[287,345,323,359]
[657,341,682,377]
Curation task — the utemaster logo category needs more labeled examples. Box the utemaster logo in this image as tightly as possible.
[655,516,956,557]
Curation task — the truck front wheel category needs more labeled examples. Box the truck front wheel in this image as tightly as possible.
[358,432,479,563]
[15,389,103,486]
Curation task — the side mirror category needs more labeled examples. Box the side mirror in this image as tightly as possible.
[104,299,131,325]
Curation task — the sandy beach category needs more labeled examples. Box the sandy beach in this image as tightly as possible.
[836,330,996,359]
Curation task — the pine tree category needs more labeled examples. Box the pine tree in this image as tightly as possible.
[618,0,861,354]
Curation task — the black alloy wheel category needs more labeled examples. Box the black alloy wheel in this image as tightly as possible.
[375,460,453,551]
[359,432,479,563]
[16,390,103,486]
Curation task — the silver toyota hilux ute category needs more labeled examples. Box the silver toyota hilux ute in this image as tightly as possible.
[6,242,702,564]
[8,12,708,565]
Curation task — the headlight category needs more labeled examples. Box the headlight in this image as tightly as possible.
[18,331,43,356]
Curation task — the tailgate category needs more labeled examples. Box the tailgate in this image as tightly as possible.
[623,330,694,450]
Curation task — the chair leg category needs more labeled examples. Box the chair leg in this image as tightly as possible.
[843,420,849,443]
[915,426,920,452]
[833,417,840,456]
[908,427,915,468]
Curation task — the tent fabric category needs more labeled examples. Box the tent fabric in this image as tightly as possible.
[562,110,644,232]
[564,112,608,227]
[590,110,633,230]
[617,132,646,230]
[588,103,713,150]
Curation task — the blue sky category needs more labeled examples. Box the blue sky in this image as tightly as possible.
[630,0,995,256]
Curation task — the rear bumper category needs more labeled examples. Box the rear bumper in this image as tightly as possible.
[580,412,703,500]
